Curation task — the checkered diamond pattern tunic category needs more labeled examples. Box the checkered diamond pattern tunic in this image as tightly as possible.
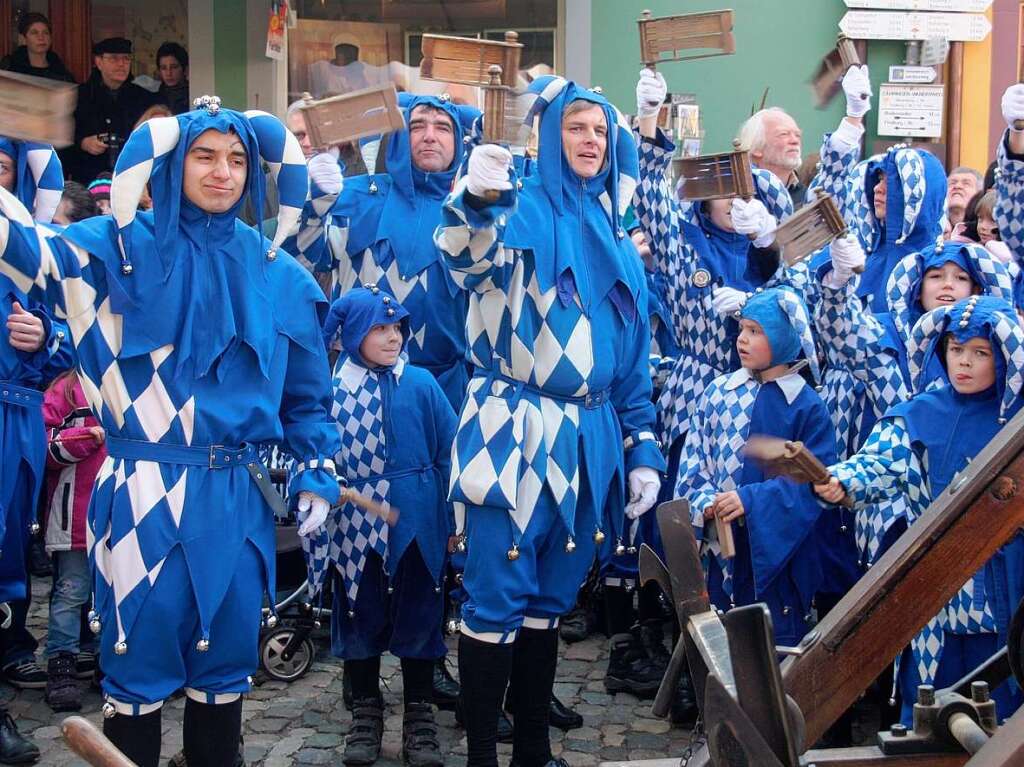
[829,416,995,686]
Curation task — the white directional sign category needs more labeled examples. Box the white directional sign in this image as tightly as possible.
[840,10,992,40]
[844,0,992,11]
[878,83,945,137]
[889,65,937,83]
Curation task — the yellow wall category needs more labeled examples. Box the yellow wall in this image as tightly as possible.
[959,7,994,171]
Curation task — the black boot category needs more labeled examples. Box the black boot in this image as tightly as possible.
[604,632,663,699]
[103,708,162,767]
[548,695,582,731]
[343,697,384,766]
[508,627,559,767]
[44,652,82,712]
[342,663,354,711]
[431,657,459,711]
[638,620,670,678]
[401,702,442,767]
[183,697,243,767]
[0,710,38,766]
[458,633,514,767]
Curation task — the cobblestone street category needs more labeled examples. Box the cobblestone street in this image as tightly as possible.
[7,578,697,766]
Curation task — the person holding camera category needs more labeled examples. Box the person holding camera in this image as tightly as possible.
[71,37,159,183]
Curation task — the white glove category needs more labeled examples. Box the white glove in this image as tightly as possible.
[1003,84,1024,131]
[297,491,330,536]
[842,65,872,118]
[636,68,667,119]
[730,198,777,247]
[826,234,866,288]
[711,286,748,317]
[986,240,1013,264]
[625,467,661,519]
[308,153,343,196]
[466,144,513,198]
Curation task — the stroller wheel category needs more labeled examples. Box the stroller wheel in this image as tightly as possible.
[260,627,315,682]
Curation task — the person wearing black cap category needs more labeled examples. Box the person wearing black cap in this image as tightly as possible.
[70,37,158,182]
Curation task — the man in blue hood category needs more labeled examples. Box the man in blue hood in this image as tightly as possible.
[435,77,665,767]
[0,137,71,764]
[311,94,480,413]
[0,98,340,767]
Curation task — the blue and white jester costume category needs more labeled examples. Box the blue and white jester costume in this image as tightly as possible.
[995,128,1024,265]
[828,296,1024,726]
[0,99,340,764]
[632,126,800,453]
[314,286,457,661]
[834,145,948,314]
[314,95,481,411]
[434,77,665,767]
[311,286,457,761]
[0,139,70,608]
[675,287,836,646]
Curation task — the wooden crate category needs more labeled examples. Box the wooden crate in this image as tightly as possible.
[637,9,735,66]
[672,142,754,201]
[0,70,77,148]
[299,83,406,148]
[773,190,847,266]
[812,34,863,108]
[420,31,522,88]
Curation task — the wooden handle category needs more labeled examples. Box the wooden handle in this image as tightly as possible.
[62,716,136,767]
[1015,119,1024,131]
[482,189,501,202]
[340,487,399,526]
[852,264,865,274]
[716,516,736,559]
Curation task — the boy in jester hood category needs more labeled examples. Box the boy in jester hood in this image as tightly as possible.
[434,76,665,767]
[816,296,1024,726]
[676,287,837,647]
[312,286,457,767]
[0,136,70,763]
[0,98,341,767]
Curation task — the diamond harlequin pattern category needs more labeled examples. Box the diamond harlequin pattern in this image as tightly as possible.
[305,364,393,606]
[995,140,1024,261]
[676,374,760,600]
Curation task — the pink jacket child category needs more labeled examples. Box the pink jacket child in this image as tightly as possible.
[43,373,106,553]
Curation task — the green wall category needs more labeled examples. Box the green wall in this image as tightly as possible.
[214,0,248,110]
[591,0,905,153]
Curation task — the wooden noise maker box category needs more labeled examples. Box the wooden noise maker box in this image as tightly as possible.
[300,84,406,147]
[638,9,735,66]
[419,31,522,87]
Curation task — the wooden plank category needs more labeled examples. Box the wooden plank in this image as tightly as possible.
[781,407,1024,747]
[800,748,968,766]
[419,31,521,87]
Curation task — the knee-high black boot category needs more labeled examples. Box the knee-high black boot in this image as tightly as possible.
[458,633,514,767]
[183,697,243,767]
[508,627,559,767]
[103,709,162,767]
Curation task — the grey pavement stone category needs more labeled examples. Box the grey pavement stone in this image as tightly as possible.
[13,574,772,767]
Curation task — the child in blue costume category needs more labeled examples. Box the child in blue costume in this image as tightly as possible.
[435,76,665,767]
[0,99,341,767]
[676,287,837,647]
[312,286,457,767]
[311,94,480,412]
[816,238,1014,566]
[816,296,1024,726]
[0,137,69,764]
[834,145,948,314]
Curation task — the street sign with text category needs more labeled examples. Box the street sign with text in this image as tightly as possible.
[878,83,945,137]
[844,0,992,11]
[839,10,991,40]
